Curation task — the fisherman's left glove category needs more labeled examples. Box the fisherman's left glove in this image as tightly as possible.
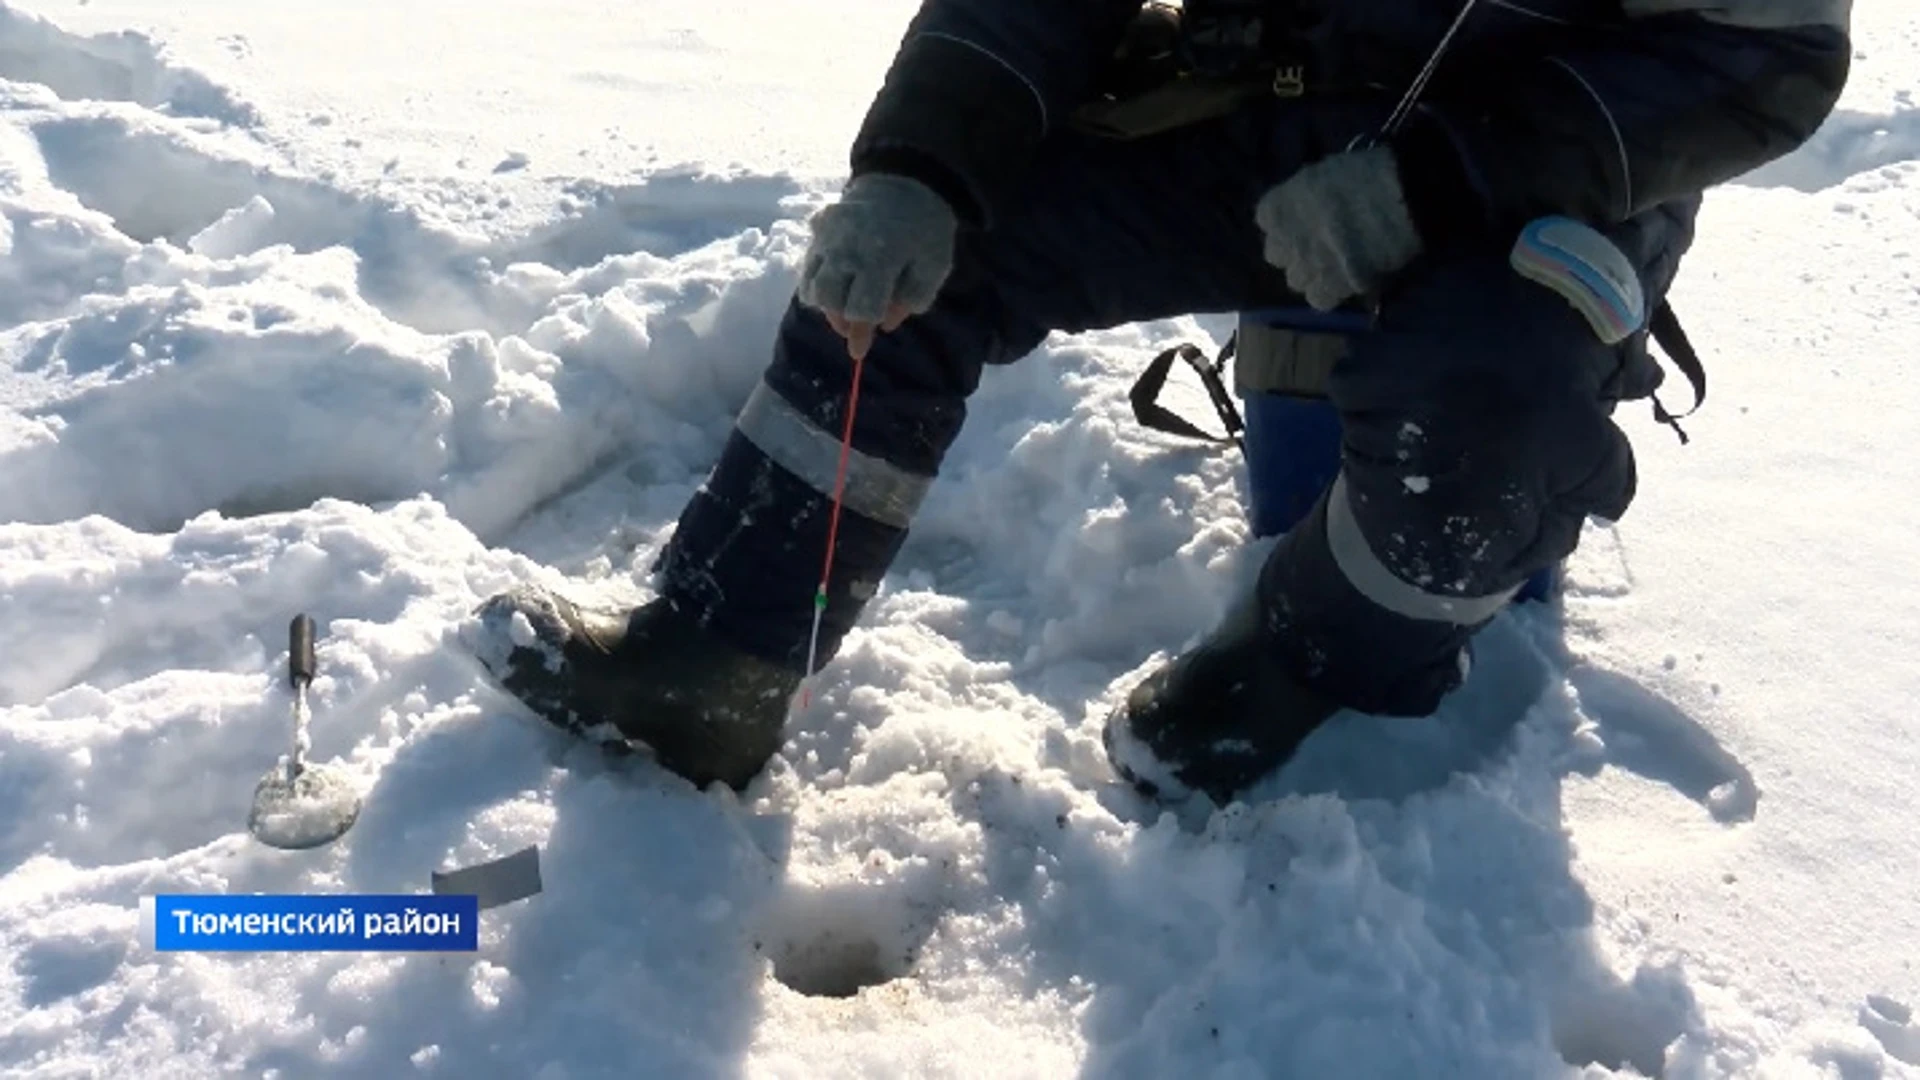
[1255,145,1423,311]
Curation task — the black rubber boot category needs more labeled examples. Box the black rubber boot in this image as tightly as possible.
[470,586,799,791]
[1102,598,1341,806]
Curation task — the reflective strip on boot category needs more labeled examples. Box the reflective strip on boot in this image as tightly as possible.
[733,381,932,529]
[1323,474,1519,626]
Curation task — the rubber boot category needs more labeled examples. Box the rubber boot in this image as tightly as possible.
[471,586,798,790]
[1102,597,1341,805]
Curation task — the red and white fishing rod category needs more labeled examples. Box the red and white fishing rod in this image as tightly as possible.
[792,352,866,713]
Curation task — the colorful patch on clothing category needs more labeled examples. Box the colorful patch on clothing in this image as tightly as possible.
[1510,215,1646,345]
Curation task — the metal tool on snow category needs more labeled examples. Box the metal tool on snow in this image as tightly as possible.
[792,353,867,714]
[248,614,363,849]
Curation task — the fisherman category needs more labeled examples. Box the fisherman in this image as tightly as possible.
[472,0,1849,804]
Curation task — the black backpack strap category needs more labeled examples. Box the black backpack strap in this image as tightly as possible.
[1647,300,1706,445]
[1130,337,1247,451]
[1131,303,1706,450]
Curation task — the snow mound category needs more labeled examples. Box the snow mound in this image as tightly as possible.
[1,77,808,539]
[0,0,254,122]
[1738,106,1920,194]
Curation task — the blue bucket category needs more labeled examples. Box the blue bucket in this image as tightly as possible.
[1241,391,1342,541]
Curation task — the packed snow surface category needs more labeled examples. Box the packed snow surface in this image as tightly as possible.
[2,1,1918,1076]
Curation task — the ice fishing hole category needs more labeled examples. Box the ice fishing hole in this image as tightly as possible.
[758,879,941,999]
[768,927,906,998]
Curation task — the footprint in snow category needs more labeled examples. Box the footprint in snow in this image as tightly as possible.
[1862,995,1920,1065]
[1565,667,1760,824]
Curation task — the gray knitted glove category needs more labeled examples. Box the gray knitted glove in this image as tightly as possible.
[1255,146,1424,311]
[798,173,957,358]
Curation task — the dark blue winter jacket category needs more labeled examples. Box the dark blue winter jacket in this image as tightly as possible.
[848,0,1850,250]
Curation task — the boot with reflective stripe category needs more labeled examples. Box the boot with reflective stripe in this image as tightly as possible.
[1103,597,1340,806]
[470,586,798,791]
[655,380,927,672]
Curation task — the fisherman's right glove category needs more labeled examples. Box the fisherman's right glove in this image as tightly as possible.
[1254,145,1424,311]
[798,173,957,357]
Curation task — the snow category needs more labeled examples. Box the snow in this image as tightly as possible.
[2,1,1917,1077]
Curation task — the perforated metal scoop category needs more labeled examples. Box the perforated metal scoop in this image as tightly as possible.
[248,614,361,850]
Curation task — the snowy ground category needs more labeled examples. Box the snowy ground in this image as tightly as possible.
[2,1,1918,1076]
